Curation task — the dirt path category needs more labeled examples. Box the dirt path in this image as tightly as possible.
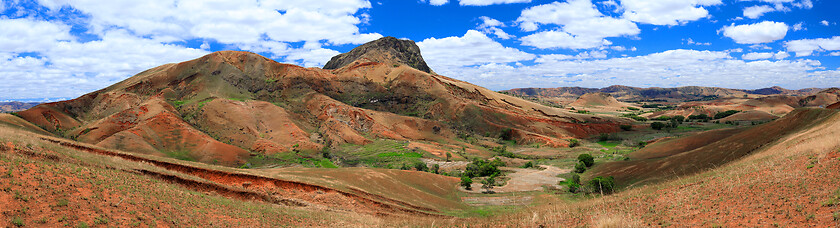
[462,165,569,193]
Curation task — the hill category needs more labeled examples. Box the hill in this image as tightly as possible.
[15,37,621,167]
[0,102,40,113]
[504,85,824,102]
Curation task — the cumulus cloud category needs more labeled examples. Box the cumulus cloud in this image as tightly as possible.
[621,0,722,26]
[0,18,73,53]
[516,0,604,32]
[742,51,789,60]
[38,0,380,45]
[785,36,840,56]
[743,5,775,19]
[722,21,789,44]
[477,16,513,39]
[821,20,830,26]
[516,0,639,49]
[417,30,535,74]
[459,0,531,6]
[427,0,449,6]
[520,30,615,49]
[792,22,805,31]
[443,49,838,90]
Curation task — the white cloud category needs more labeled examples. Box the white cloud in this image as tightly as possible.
[40,0,380,45]
[516,0,604,32]
[428,0,449,6]
[515,0,639,49]
[0,18,73,53]
[442,49,838,90]
[742,52,774,60]
[520,30,611,49]
[0,25,207,100]
[459,0,531,6]
[792,22,805,31]
[621,0,723,26]
[785,36,840,56]
[722,21,788,44]
[685,38,711,46]
[773,51,790,59]
[477,16,513,39]
[742,51,790,60]
[821,20,830,26]
[417,30,535,73]
[743,5,774,19]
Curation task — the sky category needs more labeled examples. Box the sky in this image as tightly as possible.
[1,0,839,101]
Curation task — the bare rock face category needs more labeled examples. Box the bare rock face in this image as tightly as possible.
[323,36,432,73]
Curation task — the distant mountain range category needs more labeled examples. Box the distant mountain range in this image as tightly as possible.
[0,101,41,113]
[502,85,826,102]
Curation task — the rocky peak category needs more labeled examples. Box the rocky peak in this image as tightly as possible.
[323,36,432,73]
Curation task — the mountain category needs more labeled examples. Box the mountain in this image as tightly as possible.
[504,85,824,102]
[0,101,40,113]
[16,38,621,166]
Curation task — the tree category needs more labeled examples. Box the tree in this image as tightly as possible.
[673,115,685,123]
[589,176,616,194]
[574,161,587,173]
[432,164,440,174]
[481,175,496,192]
[651,122,665,130]
[460,176,473,190]
[446,152,452,162]
[578,153,594,167]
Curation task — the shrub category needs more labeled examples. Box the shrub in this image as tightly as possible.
[414,161,429,172]
[570,173,581,185]
[714,110,740,119]
[481,175,496,192]
[626,107,640,111]
[653,116,671,121]
[673,115,685,123]
[464,158,504,178]
[578,153,594,167]
[521,161,534,168]
[460,176,473,190]
[432,164,440,174]
[574,161,587,173]
[500,128,514,141]
[589,176,616,194]
[568,139,581,148]
[620,125,632,131]
[12,217,23,227]
[568,182,580,193]
[637,141,648,148]
[650,122,665,130]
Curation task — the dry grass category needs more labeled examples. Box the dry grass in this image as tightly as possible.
[3,108,840,227]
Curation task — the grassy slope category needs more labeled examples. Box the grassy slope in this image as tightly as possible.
[392,108,840,227]
[0,127,381,227]
[588,108,838,186]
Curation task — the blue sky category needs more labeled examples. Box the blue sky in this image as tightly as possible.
[1,0,839,101]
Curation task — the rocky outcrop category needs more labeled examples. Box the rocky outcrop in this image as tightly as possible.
[323,36,432,73]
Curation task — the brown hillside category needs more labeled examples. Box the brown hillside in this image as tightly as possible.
[589,108,838,186]
[17,40,622,166]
